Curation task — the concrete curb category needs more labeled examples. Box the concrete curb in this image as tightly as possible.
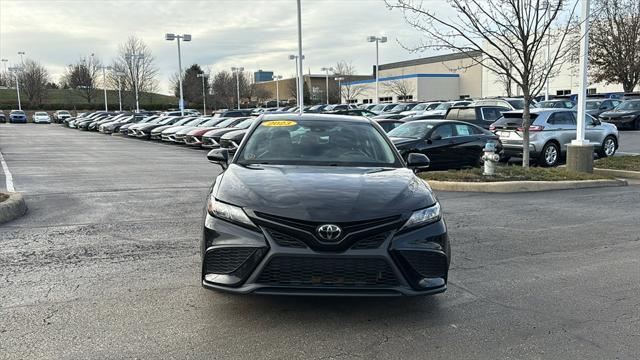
[0,192,27,224]
[425,178,627,193]
[593,168,640,180]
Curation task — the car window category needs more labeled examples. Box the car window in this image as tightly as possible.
[564,101,574,108]
[506,99,525,109]
[585,101,601,110]
[481,107,505,121]
[548,112,575,125]
[237,120,401,167]
[453,124,479,136]
[430,124,454,139]
[457,108,476,120]
[388,122,434,139]
[617,100,640,110]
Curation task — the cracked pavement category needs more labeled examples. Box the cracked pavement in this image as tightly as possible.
[1,124,639,359]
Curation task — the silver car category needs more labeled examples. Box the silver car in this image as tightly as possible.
[490,109,618,167]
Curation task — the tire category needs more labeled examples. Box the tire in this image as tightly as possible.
[597,136,617,158]
[538,142,560,167]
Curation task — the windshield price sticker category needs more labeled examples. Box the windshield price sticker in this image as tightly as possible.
[262,120,297,127]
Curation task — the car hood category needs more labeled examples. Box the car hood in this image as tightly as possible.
[188,127,218,136]
[203,127,238,138]
[138,123,165,131]
[600,110,639,118]
[215,165,435,222]
[176,126,199,135]
[389,137,422,148]
[221,129,247,141]
[152,125,175,134]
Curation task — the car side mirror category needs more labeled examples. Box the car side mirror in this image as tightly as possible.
[407,153,430,172]
[207,148,229,169]
[430,134,442,141]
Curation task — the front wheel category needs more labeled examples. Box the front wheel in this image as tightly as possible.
[597,136,617,158]
[539,142,560,167]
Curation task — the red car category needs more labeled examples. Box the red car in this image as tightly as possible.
[183,118,230,147]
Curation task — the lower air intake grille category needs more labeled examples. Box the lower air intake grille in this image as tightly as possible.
[400,251,448,278]
[257,256,398,287]
[351,232,389,249]
[204,248,256,274]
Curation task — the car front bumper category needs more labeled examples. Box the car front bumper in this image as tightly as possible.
[200,213,449,297]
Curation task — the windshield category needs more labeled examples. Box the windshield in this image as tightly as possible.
[370,104,385,112]
[434,103,452,111]
[58,111,70,114]
[617,100,640,110]
[12,110,25,114]
[506,99,525,109]
[236,118,256,129]
[237,119,400,167]
[585,101,602,110]
[215,118,236,128]
[172,118,194,126]
[158,117,178,125]
[388,122,435,139]
[412,103,428,111]
[35,112,48,116]
[391,104,407,112]
[200,119,220,127]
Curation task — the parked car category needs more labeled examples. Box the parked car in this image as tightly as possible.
[490,109,618,166]
[389,120,501,170]
[77,113,115,130]
[537,99,576,109]
[418,101,472,119]
[183,118,233,147]
[369,103,399,114]
[472,98,528,110]
[100,115,136,134]
[201,113,448,296]
[219,109,254,118]
[131,116,183,139]
[597,99,640,130]
[581,99,622,118]
[444,105,511,129]
[9,110,27,123]
[172,117,216,143]
[375,119,405,132]
[150,116,198,140]
[328,109,378,117]
[218,128,249,153]
[305,104,329,113]
[32,111,51,124]
[201,117,256,149]
[89,113,129,131]
[0,111,5,123]
[119,115,159,135]
[399,102,442,116]
[53,110,72,123]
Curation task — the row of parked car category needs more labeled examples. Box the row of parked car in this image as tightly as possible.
[53,95,623,169]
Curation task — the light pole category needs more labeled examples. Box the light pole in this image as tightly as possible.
[99,65,113,111]
[165,33,192,116]
[126,53,143,113]
[272,75,282,107]
[231,67,244,110]
[116,71,125,112]
[18,51,25,64]
[320,67,334,104]
[8,66,22,110]
[367,35,387,104]
[197,73,207,115]
[1,59,7,87]
[295,0,304,114]
[334,76,344,104]
[288,54,305,106]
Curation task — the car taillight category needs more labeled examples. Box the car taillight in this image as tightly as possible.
[517,125,544,132]
[489,125,496,131]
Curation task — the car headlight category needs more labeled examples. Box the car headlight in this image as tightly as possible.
[207,195,256,229]
[401,202,441,231]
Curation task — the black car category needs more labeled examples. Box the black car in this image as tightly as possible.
[202,114,449,296]
[375,119,405,132]
[388,120,501,169]
[444,105,510,129]
[598,99,640,129]
[218,128,247,153]
[220,109,254,118]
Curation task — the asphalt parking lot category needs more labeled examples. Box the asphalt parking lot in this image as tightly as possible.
[1,124,639,359]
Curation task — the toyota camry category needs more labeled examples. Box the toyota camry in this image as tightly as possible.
[201,114,450,296]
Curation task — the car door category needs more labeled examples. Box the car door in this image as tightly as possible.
[546,112,576,152]
[452,123,486,166]
[422,124,457,169]
[583,113,603,146]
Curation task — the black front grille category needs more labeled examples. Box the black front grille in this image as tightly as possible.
[400,251,448,278]
[351,232,389,249]
[257,256,398,287]
[203,248,257,274]
[267,229,307,248]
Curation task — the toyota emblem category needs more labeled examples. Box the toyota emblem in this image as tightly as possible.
[316,224,342,241]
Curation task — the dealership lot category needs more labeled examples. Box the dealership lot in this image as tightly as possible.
[1,124,639,359]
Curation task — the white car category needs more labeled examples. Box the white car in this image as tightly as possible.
[399,102,443,116]
[418,100,472,119]
[32,111,51,124]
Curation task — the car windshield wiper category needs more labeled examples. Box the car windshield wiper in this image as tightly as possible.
[365,167,396,174]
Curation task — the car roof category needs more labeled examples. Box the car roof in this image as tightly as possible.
[402,119,481,126]
[260,113,371,124]
[505,108,574,115]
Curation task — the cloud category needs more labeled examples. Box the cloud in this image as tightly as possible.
[0,0,444,95]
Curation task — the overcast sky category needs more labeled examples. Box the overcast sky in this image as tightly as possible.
[0,0,448,95]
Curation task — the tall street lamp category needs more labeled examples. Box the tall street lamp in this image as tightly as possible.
[231,67,244,110]
[8,66,22,110]
[295,0,304,114]
[165,33,192,116]
[99,65,113,111]
[272,75,283,107]
[367,35,387,104]
[1,59,7,72]
[321,67,334,104]
[116,71,125,112]
[288,54,305,106]
[126,53,144,113]
[18,51,25,64]
[334,76,344,104]
[197,73,207,115]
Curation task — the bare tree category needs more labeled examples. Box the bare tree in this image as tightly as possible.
[62,55,100,104]
[589,0,640,93]
[110,36,159,108]
[18,59,50,105]
[386,0,580,167]
[334,60,367,103]
[211,70,235,109]
[382,78,415,100]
